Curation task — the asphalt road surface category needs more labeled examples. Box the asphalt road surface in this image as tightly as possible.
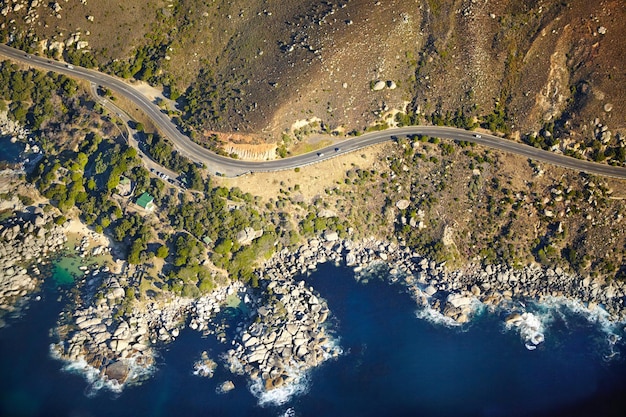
[2,43,626,180]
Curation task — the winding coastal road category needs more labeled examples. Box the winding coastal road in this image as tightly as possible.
[2,43,626,179]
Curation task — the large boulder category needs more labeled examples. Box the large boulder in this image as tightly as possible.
[236,227,263,245]
[447,294,473,308]
[424,285,437,296]
[105,361,129,383]
[395,199,410,210]
[505,313,523,326]
[372,80,386,91]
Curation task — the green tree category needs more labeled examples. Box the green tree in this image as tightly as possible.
[156,244,169,259]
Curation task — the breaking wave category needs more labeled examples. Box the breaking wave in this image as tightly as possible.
[533,297,624,360]
[249,373,310,407]
[49,344,156,396]
[414,305,465,328]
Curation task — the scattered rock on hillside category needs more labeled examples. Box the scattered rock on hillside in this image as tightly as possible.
[396,199,410,210]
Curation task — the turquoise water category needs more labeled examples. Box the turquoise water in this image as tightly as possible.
[51,257,82,286]
[0,263,625,417]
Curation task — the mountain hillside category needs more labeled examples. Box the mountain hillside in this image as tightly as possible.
[1,0,624,157]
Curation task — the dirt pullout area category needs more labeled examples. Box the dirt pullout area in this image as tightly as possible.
[218,143,388,203]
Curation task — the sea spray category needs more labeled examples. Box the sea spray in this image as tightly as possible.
[250,372,310,407]
[49,344,156,396]
[3,262,625,416]
[224,275,341,405]
[415,304,467,328]
[504,312,545,350]
[532,296,625,359]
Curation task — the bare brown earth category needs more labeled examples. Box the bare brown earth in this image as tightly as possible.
[5,0,624,147]
[219,143,385,201]
[225,136,626,277]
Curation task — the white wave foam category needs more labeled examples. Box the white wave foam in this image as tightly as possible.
[537,296,615,329]
[247,335,341,407]
[279,407,296,417]
[59,356,123,396]
[192,363,215,378]
[508,312,545,350]
[532,296,624,360]
[414,298,485,329]
[49,344,156,396]
[320,334,344,360]
[249,374,310,407]
[415,306,464,328]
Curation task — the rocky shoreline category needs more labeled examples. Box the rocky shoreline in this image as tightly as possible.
[51,272,158,391]
[10,219,625,396]
[50,245,342,397]
[258,234,626,327]
[51,279,245,391]
[0,206,67,327]
[224,275,341,392]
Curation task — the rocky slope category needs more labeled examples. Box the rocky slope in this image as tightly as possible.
[0,205,67,327]
[3,0,624,145]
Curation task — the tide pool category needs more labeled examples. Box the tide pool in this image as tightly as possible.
[0,262,625,417]
[52,256,83,286]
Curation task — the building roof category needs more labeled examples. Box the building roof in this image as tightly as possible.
[136,192,154,210]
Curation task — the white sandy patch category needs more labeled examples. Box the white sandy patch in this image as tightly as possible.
[66,218,111,248]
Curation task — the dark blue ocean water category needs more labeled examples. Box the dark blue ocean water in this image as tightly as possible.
[1,263,625,417]
[0,136,25,163]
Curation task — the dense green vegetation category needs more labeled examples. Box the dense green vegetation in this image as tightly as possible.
[0,61,78,130]
[142,133,203,189]
[1,59,300,287]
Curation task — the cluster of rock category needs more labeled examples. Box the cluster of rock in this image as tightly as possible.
[0,206,66,326]
[53,279,244,391]
[188,282,244,338]
[1,1,92,49]
[52,275,155,387]
[1,110,30,142]
[217,380,235,394]
[74,234,110,259]
[259,234,626,325]
[193,351,217,377]
[0,0,86,22]
[225,277,340,391]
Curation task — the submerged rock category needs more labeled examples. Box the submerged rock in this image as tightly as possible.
[193,351,217,378]
[217,380,235,393]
